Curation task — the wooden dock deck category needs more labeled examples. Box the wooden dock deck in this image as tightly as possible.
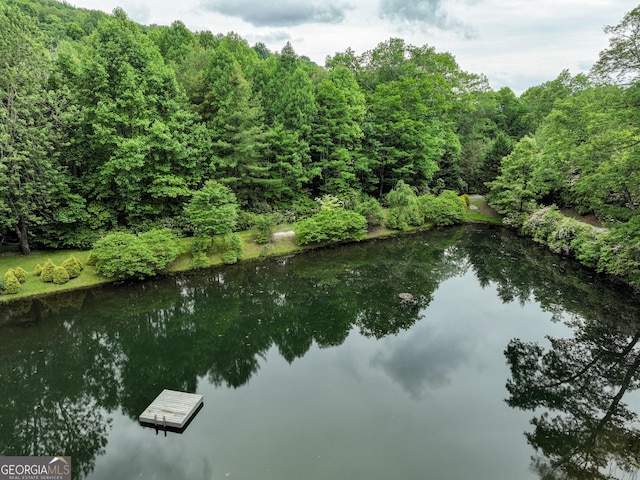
[139,389,203,430]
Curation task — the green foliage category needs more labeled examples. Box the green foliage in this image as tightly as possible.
[385,181,423,230]
[547,217,594,256]
[190,251,210,269]
[295,207,367,245]
[91,228,182,280]
[12,266,27,283]
[189,237,211,269]
[590,217,640,287]
[591,6,640,83]
[184,181,239,237]
[0,5,64,255]
[85,252,96,266]
[521,206,565,244]
[354,196,385,228]
[3,271,21,294]
[419,191,467,226]
[40,259,56,283]
[310,66,366,196]
[61,255,82,279]
[237,210,259,231]
[254,214,277,244]
[34,264,43,276]
[52,265,70,284]
[487,136,541,215]
[220,234,244,264]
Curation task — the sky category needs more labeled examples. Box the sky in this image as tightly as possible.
[68,0,639,93]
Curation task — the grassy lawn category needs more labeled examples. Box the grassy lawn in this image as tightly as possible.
[0,249,112,302]
[0,205,501,304]
[466,197,504,225]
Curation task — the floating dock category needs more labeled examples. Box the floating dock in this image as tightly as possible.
[139,389,203,430]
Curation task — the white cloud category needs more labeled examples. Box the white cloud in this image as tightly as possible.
[379,0,478,38]
[69,0,639,93]
[200,0,354,27]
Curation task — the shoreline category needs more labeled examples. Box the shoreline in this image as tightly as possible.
[0,200,503,306]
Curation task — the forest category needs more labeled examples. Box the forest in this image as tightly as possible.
[1,0,640,288]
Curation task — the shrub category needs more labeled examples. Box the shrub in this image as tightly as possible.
[3,272,21,294]
[295,207,367,245]
[237,210,260,231]
[91,228,183,279]
[419,190,467,226]
[40,260,56,283]
[547,218,592,256]
[85,252,97,266]
[52,266,70,285]
[190,237,211,269]
[11,267,28,283]
[254,214,277,244]
[572,228,604,268]
[62,256,82,279]
[386,181,423,230]
[190,251,210,269]
[220,234,244,264]
[522,206,564,244]
[34,264,43,276]
[354,197,385,228]
[589,217,640,288]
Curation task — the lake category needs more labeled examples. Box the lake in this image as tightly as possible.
[1,225,639,480]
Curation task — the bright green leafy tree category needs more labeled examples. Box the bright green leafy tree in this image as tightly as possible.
[184,180,239,237]
[0,5,66,255]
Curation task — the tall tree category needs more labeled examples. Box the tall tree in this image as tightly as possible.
[63,8,199,227]
[363,75,444,195]
[310,66,366,196]
[202,48,272,207]
[0,5,63,254]
[591,5,640,84]
[487,136,541,214]
[253,43,320,203]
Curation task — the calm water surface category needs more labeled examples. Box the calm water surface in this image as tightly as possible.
[1,225,639,480]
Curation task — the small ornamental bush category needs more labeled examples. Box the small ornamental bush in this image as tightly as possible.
[419,190,467,226]
[354,197,385,228]
[295,207,367,245]
[12,267,28,283]
[3,272,21,294]
[572,228,603,268]
[85,252,97,266]
[385,181,423,230]
[34,264,43,276]
[190,251,210,269]
[4,269,16,282]
[40,259,56,283]
[190,237,211,269]
[547,218,592,256]
[52,266,70,285]
[522,206,564,244]
[254,214,277,244]
[62,256,82,278]
[220,234,244,264]
[91,228,183,279]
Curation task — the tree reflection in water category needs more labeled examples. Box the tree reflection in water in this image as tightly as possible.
[505,317,640,479]
[2,225,640,479]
